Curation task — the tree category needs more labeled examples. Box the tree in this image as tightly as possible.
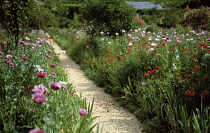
[0,0,36,46]
[80,0,138,36]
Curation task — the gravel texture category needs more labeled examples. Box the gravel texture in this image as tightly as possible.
[51,39,145,133]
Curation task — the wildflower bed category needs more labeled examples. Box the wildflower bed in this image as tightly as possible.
[0,29,99,133]
[49,27,210,133]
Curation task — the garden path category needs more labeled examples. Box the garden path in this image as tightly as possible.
[50,38,145,133]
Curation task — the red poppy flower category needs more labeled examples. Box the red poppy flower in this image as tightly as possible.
[146,66,151,70]
[194,66,201,69]
[168,49,175,51]
[156,66,161,69]
[192,55,197,58]
[203,90,209,95]
[126,51,131,54]
[149,69,158,74]
[104,62,108,65]
[193,83,198,88]
[185,90,195,96]
[162,42,166,46]
[177,77,182,80]
[200,43,207,47]
[144,73,150,77]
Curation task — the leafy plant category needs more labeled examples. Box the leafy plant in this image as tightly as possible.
[80,0,137,36]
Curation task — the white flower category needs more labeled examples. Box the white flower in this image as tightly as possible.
[59,81,67,85]
[26,37,30,40]
[151,43,157,46]
[148,48,154,51]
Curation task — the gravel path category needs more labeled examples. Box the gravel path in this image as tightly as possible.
[51,40,145,133]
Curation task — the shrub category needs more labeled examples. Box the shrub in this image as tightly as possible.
[161,9,183,27]
[80,0,137,36]
[29,5,59,29]
[181,6,210,30]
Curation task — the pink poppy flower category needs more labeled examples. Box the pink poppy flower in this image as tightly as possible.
[63,86,68,89]
[79,109,88,116]
[31,93,46,104]
[37,41,43,45]
[32,84,48,94]
[48,49,53,53]
[50,63,56,67]
[19,40,25,45]
[0,51,3,55]
[51,72,56,76]
[142,82,147,85]
[2,59,9,63]
[46,54,52,59]
[36,72,47,78]
[8,61,14,66]
[50,81,62,90]
[156,54,161,56]
[22,54,29,60]
[6,55,12,59]
[29,129,45,133]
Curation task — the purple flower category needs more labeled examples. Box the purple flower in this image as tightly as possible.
[8,61,14,66]
[2,59,9,63]
[22,54,29,60]
[48,49,53,53]
[50,81,62,90]
[50,63,56,67]
[32,84,48,94]
[0,51,3,55]
[156,54,161,56]
[63,86,68,89]
[46,54,52,59]
[19,40,25,45]
[142,82,147,85]
[51,72,56,77]
[206,38,210,41]
[6,55,12,59]
[36,72,47,78]
[59,81,67,85]
[46,40,50,45]
[36,65,44,72]
[37,41,43,45]
[29,129,45,133]
[79,109,88,116]
[32,93,46,104]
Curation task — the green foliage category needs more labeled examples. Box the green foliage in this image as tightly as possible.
[29,5,59,29]
[0,0,36,45]
[49,27,210,133]
[80,0,138,36]
[161,8,183,27]
[0,30,100,132]
[67,4,82,19]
